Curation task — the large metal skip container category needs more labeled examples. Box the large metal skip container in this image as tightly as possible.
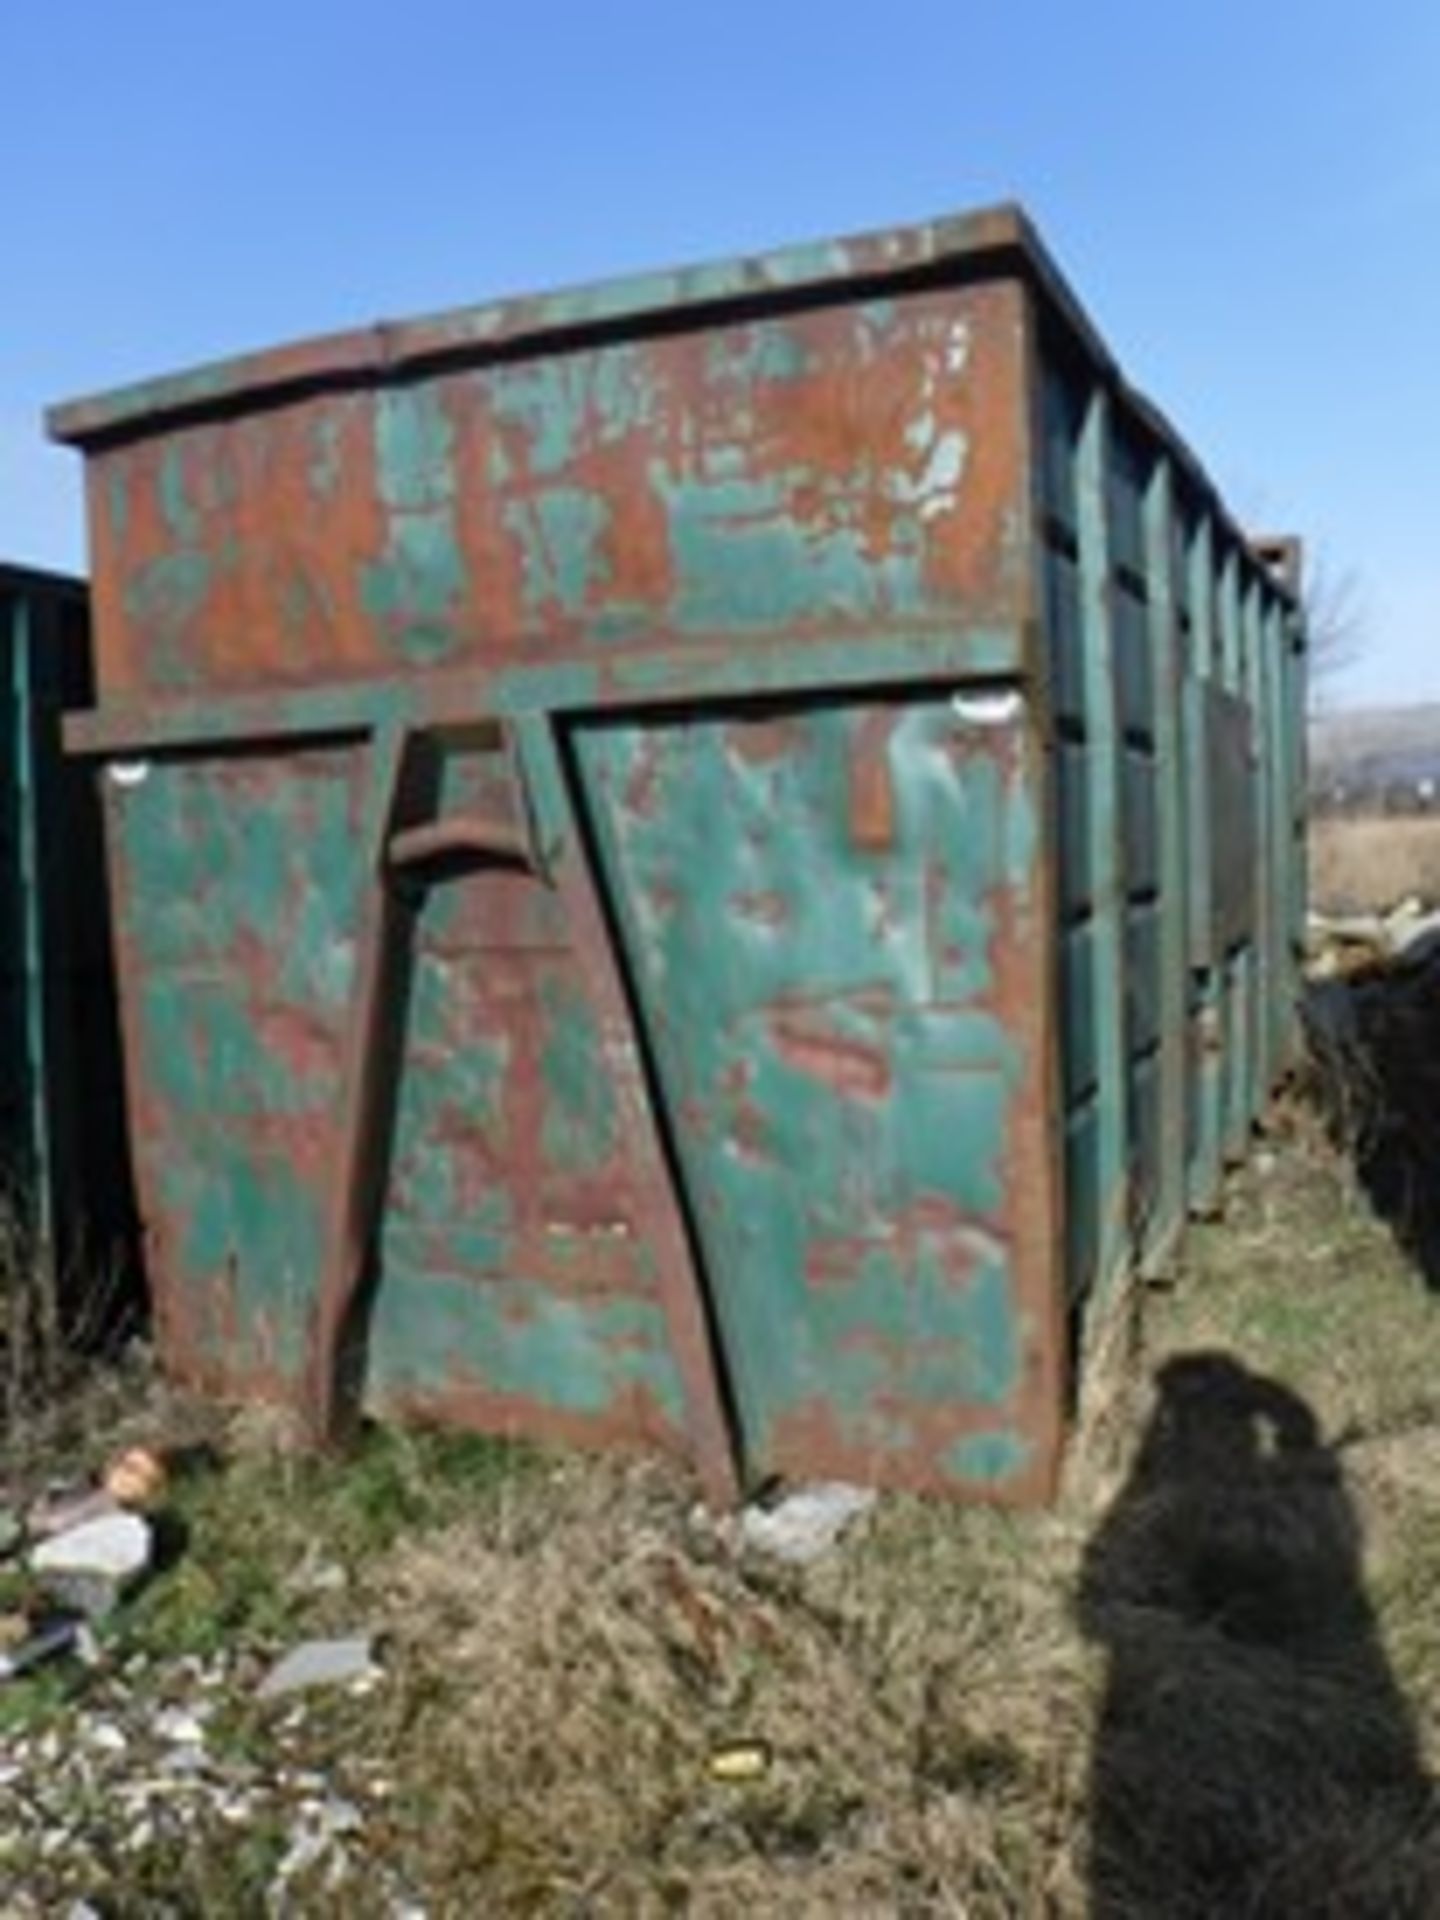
[50,204,1305,1503]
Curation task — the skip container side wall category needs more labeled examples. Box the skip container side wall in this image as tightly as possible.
[1034,321,1305,1312]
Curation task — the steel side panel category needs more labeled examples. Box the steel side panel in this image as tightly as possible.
[1262,600,1294,1079]
[363,737,693,1453]
[104,748,366,1395]
[106,737,699,1451]
[1243,584,1272,1109]
[573,691,1062,1499]
[1075,390,1130,1297]
[1141,457,1187,1270]
[83,284,1030,700]
[1184,519,1224,1213]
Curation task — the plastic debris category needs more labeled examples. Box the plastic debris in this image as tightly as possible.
[738,1483,876,1564]
[154,1707,207,1746]
[0,1617,85,1682]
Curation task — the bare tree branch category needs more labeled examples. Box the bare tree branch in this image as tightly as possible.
[1305,554,1367,706]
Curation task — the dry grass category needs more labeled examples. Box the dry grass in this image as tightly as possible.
[0,1175,141,1478]
[10,1116,1440,1913]
[348,1113,1440,1916]
[0,1190,62,1431]
[1309,812,1440,914]
[371,1462,1096,1915]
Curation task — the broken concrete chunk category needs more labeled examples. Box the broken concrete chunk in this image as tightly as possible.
[257,1635,379,1700]
[738,1483,876,1564]
[283,1545,349,1599]
[153,1706,207,1746]
[30,1512,152,1618]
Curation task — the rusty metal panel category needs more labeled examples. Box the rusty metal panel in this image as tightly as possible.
[573,690,1061,1499]
[74,284,1030,702]
[363,733,697,1456]
[102,744,366,1396]
[102,729,713,1466]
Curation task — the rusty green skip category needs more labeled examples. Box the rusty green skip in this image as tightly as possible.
[49,203,1306,1505]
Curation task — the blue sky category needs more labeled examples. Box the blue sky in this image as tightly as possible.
[5,2,1436,706]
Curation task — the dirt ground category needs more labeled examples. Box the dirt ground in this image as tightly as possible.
[5,1111,1440,1916]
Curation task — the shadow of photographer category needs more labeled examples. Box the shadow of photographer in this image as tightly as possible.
[1079,1351,1437,1918]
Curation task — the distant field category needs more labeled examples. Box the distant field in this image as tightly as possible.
[1310,812,1440,914]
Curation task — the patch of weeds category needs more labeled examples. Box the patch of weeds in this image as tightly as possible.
[203,1694,276,1770]
[114,1423,539,1666]
[118,1522,301,1664]
[0,1562,32,1613]
[87,1812,293,1917]
[917,1722,1030,1797]
[729,1777,868,1860]
[0,1657,81,1734]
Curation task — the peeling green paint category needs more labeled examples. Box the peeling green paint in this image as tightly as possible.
[945,1428,1032,1482]
[310,411,345,500]
[156,1151,320,1378]
[122,552,213,670]
[157,445,201,545]
[366,1275,685,1425]
[504,488,612,618]
[704,325,810,387]
[650,459,929,635]
[488,347,656,477]
[111,750,362,1389]
[361,390,465,663]
[106,469,130,545]
[576,693,1039,1483]
[539,974,619,1170]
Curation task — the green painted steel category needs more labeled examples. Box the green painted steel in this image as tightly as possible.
[52,203,1305,1502]
[0,567,130,1314]
[1141,457,1187,1273]
[1035,340,1303,1313]
[1075,391,1131,1298]
[1184,516,1225,1214]
[574,695,1053,1488]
